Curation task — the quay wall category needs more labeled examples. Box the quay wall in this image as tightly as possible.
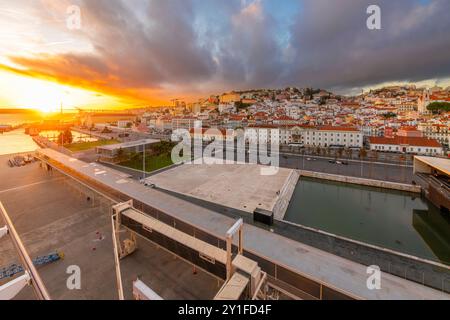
[297,170,421,193]
[273,170,300,220]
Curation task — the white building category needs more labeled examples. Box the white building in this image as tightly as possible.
[368,136,443,155]
[245,125,363,148]
[155,116,173,131]
[218,103,236,114]
[418,123,450,147]
[117,120,133,128]
[303,126,363,148]
[171,117,199,131]
[190,128,235,142]
[245,125,282,144]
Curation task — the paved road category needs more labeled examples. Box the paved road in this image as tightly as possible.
[202,146,414,184]
[278,153,413,184]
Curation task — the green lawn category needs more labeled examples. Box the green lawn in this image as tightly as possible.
[65,139,120,152]
[119,153,174,173]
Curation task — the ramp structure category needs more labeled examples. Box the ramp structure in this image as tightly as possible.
[111,201,269,300]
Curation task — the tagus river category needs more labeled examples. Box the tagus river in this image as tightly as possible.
[0,129,39,155]
[284,177,450,265]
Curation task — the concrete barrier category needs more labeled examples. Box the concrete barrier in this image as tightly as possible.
[297,170,421,193]
[273,170,300,220]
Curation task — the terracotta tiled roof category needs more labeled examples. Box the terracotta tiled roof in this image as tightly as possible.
[368,136,441,147]
[229,115,247,120]
[318,126,360,132]
[274,115,295,121]
[91,113,134,117]
[399,126,418,131]
[189,128,230,135]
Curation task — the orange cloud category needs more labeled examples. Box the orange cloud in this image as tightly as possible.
[1,54,175,107]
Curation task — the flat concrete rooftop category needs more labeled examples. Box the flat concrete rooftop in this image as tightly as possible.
[414,156,450,176]
[36,149,450,300]
[146,159,296,214]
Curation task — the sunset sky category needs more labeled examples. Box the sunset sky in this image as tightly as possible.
[1,0,450,112]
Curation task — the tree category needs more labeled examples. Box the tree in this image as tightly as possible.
[427,102,450,113]
[382,112,397,119]
[358,148,367,178]
[102,126,112,134]
[235,101,251,110]
[359,148,367,159]
[344,147,352,159]
[117,148,124,161]
[58,129,73,145]
[368,151,378,179]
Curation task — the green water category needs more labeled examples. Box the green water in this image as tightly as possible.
[284,178,450,265]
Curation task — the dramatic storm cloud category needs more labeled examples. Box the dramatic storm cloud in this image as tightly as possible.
[2,0,450,103]
[286,0,450,91]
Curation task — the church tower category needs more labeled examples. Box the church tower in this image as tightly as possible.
[418,89,430,113]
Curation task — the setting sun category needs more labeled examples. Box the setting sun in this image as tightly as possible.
[0,69,123,112]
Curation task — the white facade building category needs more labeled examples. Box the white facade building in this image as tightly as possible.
[245,125,363,148]
[368,136,443,155]
[302,126,363,148]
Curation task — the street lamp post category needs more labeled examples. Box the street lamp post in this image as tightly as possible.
[142,143,146,181]
[302,151,305,169]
